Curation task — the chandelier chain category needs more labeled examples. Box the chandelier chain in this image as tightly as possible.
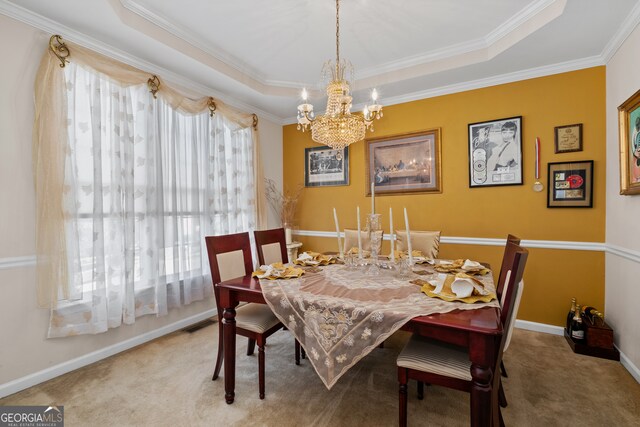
[336,0,340,69]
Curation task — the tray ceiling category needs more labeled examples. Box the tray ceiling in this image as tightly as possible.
[2,0,639,122]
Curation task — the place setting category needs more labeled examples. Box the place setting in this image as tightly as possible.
[252,262,305,280]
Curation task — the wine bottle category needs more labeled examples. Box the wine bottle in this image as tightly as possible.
[571,305,585,341]
[582,306,598,323]
[566,298,576,333]
[593,310,605,326]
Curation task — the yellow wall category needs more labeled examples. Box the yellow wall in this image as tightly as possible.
[283,67,606,327]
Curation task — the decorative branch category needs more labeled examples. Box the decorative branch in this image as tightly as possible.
[264,178,303,226]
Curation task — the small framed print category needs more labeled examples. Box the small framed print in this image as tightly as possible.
[304,146,349,187]
[547,160,593,208]
[554,123,583,153]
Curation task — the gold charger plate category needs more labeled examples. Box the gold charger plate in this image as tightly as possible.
[411,274,496,304]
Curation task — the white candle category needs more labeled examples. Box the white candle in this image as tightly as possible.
[371,182,375,215]
[404,207,413,266]
[535,137,540,180]
[356,206,363,259]
[333,208,343,259]
[389,207,395,262]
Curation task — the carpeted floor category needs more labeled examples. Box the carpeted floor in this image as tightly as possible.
[1,325,638,426]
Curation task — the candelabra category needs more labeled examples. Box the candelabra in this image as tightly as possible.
[366,213,382,275]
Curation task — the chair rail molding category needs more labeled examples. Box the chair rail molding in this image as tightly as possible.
[0,255,37,270]
[605,243,640,264]
[293,229,607,252]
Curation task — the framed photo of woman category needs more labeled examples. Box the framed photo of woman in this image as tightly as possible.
[468,116,523,188]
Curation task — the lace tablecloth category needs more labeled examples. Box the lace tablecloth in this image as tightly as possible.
[259,264,498,389]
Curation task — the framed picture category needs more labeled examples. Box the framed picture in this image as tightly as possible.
[304,146,349,187]
[365,129,441,195]
[547,160,593,208]
[468,116,523,187]
[618,89,640,195]
[554,123,583,153]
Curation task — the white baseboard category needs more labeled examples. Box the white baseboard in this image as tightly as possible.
[619,347,640,384]
[0,309,216,399]
[514,319,564,335]
[515,319,640,384]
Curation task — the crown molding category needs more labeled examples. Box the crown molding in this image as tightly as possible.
[116,0,288,95]
[601,0,640,63]
[0,0,281,124]
[282,54,605,126]
[117,0,567,93]
[355,0,565,83]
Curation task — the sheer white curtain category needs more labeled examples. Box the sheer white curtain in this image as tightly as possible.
[48,63,256,337]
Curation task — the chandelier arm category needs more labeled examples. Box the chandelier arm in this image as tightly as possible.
[301,110,316,123]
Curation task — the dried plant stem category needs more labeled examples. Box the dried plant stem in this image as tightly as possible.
[264,179,303,226]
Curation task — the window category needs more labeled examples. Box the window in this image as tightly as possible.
[48,62,257,337]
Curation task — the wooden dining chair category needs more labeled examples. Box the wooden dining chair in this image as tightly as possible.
[495,235,522,405]
[397,245,529,427]
[205,231,285,399]
[497,272,525,408]
[253,227,305,364]
[395,230,441,258]
[254,227,290,265]
[343,229,383,254]
[496,234,521,301]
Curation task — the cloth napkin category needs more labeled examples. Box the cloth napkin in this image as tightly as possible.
[295,252,320,266]
[427,273,448,294]
[460,259,490,275]
[347,247,371,257]
[450,273,490,298]
[294,251,337,266]
[252,262,304,279]
[434,259,464,272]
[414,272,496,303]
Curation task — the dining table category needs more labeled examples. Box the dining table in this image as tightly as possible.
[217,261,503,427]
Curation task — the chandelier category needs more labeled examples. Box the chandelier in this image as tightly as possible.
[297,0,383,150]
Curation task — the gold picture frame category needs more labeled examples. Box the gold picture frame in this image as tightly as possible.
[618,89,640,195]
[554,123,583,153]
[365,129,442,196]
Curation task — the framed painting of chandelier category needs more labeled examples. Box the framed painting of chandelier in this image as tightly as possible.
[304,146,349,187]
[365,129,442,196]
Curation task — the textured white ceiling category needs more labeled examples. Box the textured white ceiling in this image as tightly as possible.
[3,0,640,121]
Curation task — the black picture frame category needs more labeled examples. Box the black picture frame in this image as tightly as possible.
[304,146,349,187]
[547,160,594,208]
[468,116,523,187]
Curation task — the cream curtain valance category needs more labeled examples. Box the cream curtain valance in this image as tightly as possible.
[34,36,267,307]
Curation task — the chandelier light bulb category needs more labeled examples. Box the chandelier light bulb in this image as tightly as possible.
[301,88,308,101]
[371,88,378,102]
